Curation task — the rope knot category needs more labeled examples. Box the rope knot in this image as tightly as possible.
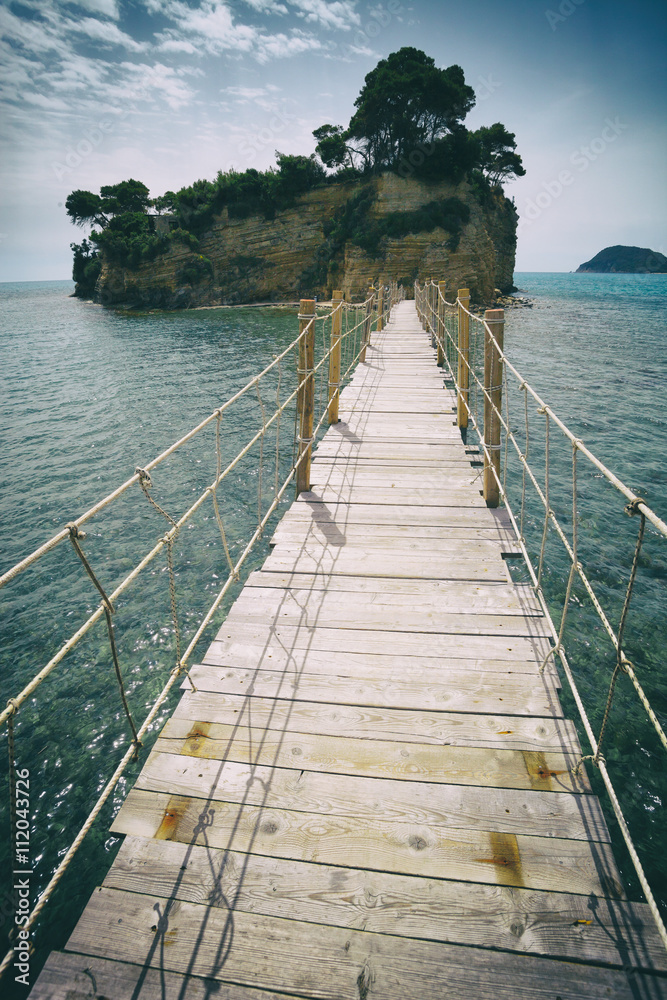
[573,753,603,777]
[539,643,560,675]
[6,697,19,717]
[136,467,152,489]
[66,522,86,541]
[619,654,633,676]
[625,497,644,517]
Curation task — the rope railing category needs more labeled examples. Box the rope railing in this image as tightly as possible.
[415,277,667,949]
[0,286,402,981]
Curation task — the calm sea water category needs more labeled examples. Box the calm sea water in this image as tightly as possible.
[0,274,665,988]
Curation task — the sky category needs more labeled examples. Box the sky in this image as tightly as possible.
[0,0,665,280]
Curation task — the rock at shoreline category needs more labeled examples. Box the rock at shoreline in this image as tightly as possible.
[576,245,667,273]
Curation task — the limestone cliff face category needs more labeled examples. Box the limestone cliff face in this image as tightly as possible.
[94,175,517,308]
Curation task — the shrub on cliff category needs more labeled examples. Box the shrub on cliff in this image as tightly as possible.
[70,239,100,297]
[92,212,166,268]
[323,187,470,260]
[162,154,325,232]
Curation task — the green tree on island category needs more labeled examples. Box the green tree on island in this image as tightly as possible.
[313,47,524,186]
[65,180,151,228]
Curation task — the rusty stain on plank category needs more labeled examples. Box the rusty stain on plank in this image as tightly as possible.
[155,796,191,841]
[478,832,525,888]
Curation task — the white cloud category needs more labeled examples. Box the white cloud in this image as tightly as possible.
[155,0,328,62]
[0,42,37,89]
[63,17,149,52]
[243,0,289,13]
[157,38,197,54]
[22,91,71,110]
[156,0,257,55]
[43,53,109,92]
[290,0,359,31]
[255,29,322,63]
[69,0,121,19]
[114,61,196,110]
[0,6,70,56]
[226,85,273,99]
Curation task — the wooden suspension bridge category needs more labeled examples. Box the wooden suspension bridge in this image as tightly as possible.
[31,299,666,998]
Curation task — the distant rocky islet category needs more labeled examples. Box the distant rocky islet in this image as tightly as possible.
[576,245,667,273]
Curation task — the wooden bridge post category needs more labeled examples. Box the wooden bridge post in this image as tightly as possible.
[457,288,470,432]
[297,298,316,495]
[437,281,446,365]
[361,285,374,363]
[427,281,434,346]
[328,290,343,424]
[376,282,385,332]
[483,307,505,508]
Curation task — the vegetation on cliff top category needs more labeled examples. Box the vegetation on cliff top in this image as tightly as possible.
[67,47,524,298]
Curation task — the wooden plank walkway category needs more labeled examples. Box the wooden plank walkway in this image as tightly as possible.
[32,300,666,999]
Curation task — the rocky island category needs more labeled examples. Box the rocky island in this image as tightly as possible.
[576,245,667,273]
[67,48,524,308]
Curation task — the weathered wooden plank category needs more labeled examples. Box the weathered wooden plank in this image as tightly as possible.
[226,590,550,637]
[313,440,472,456]
[209,621,553,661]
[103,837,667,971]
[64,888,661,1000]
[269,528,522,556]
[173,691,580,753]
[337,399,456,413]
[309,467,479,483]
[31,952,309,1000]
[111,792,622,897]
[130,751,609,842]
[201,632,555,678]
[333,427,461,442]
[155,717,589,793]
[244,573,537,611]
[332,420,459,434]
[268,535,522,562]
[263,546,509,580]
[295,486,488,509]
[186,662,563,717]
[282,502,522,548]
[311,457,478,471]
[225,605,550,640]
[288,497,516,528]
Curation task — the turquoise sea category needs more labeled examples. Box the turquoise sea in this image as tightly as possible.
[0,273,665,990]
